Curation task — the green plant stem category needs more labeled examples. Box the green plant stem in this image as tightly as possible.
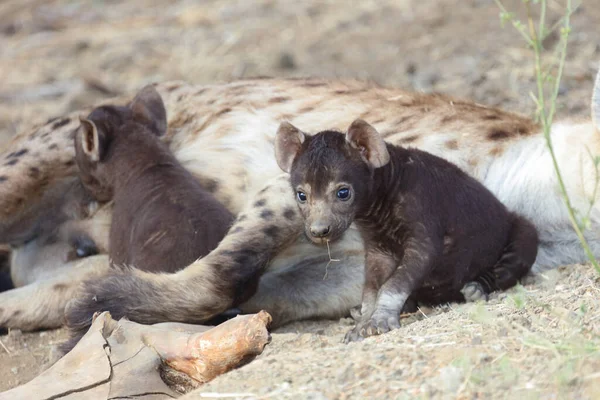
[496,0,600,273]
[532,1,600,273]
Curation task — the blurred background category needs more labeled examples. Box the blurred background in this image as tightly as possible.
[1,0,598,147]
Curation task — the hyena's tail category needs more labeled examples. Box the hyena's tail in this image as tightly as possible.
[475,213,539,293]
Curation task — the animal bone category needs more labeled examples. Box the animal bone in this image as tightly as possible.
[0,311,272,400]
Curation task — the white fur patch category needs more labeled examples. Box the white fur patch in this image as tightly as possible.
[593,68,600,130]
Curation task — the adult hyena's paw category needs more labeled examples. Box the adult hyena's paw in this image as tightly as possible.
[342,312,401,344]
[460,281,488,302]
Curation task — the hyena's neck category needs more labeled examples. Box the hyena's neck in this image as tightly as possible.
[110,136,179,195]
[356,146,409,229]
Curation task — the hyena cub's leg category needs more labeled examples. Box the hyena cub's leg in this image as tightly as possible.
[462,213,539,302]
[344,238,437,343]
[63,173,303,352]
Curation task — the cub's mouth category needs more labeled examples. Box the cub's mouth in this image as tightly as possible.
[303,226,346,246]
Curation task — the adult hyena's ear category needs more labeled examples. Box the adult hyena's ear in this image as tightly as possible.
[592,67,600,131]
[76,117,107,163]
[128,85,168,137]
[346,119,390,168]
[275,121,307,173]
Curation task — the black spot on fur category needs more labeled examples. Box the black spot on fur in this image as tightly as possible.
[46,117,60,125]
[400,134,419,143]
[6,149,28,159]
[232,249,260,267]
[440,115,457,124]
[488,129,511,141]
[49,144,58,150]
[283,207,296,220]
[28,167,40,178]
[303,81,327,88]
[216,108,232,117]
[254,199,266,208]
[0,176,8,183]
[260,209,274,220]
[299,106,315,113]
[269,96,291,104]
[4,159,18,166]
[395,115,414,125]
[52,118,71,129]
[263,225,280,237]
[482,114,501,121]
[64,160,75,167]
[334,89,363,95]
[203,179,219,193]
[445,140,458,150]
[52,283,68,292]
[258,185,271,195]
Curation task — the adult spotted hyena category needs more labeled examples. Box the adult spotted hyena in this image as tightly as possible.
[0,71,599,340]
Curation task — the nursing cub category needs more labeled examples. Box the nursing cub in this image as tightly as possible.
[74,85,234,272]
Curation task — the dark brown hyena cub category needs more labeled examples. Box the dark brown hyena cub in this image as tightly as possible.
[275,119,538,343]
[74,85,234,272]
[63,85,236,352]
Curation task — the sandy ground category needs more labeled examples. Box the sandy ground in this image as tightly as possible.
[0,0,599,398]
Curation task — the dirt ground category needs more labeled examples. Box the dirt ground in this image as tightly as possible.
[1,0,599,398]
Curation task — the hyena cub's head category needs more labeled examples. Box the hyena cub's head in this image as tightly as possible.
[275,118,390,244]
[74,85,167,202]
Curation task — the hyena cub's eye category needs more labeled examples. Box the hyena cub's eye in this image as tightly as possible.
[296,190,307,203]
[336,187,351,201]
[71,235,98,258]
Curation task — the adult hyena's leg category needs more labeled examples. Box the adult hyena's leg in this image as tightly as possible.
[63,174,304,351]
[0,255,109,331]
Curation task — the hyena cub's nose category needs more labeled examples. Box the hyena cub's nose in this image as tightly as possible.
[310,223,331,238]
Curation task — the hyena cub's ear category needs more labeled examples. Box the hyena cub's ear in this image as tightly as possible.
[275,121,307,173]
[77,117,108,163]
[128,85,168,137]
[346,119,390,168]
[592,67,600,131]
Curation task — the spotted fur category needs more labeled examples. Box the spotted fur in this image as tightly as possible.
[1,71,600,341]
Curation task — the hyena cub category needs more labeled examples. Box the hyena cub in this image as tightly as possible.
[74,85,234,272]
[275,119,539,343]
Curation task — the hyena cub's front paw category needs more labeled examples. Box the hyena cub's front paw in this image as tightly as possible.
[342,311,401,344]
